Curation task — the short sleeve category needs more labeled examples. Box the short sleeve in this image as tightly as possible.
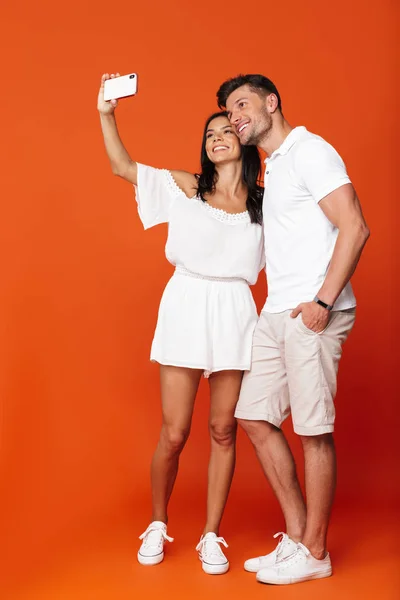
[295,138,351,203]
[134,163,182,229]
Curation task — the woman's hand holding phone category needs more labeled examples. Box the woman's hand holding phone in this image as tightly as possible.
[97,73,121,115]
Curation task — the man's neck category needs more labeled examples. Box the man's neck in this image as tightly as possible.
[259,117,293,157]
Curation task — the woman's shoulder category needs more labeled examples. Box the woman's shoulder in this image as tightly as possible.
[170,170,198,199]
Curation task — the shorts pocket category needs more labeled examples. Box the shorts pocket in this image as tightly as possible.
[297,313,336,336]
[297,314,321,335]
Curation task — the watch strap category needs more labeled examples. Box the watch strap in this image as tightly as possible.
[313,296,333,311]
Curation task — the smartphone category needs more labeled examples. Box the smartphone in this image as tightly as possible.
[104,73,138,101]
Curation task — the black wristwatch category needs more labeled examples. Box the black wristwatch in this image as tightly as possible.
[313,296,333,311]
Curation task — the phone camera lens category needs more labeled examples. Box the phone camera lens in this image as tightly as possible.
[129,74,135,79]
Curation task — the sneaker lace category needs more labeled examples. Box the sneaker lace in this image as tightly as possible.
[278,543,309,570]
[196,536,229,559]
[273,531,290,559]
[139,524,174,549]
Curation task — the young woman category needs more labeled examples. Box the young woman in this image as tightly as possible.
[97,73,264,575]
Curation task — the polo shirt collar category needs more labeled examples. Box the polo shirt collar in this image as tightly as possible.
[265,126,307,162]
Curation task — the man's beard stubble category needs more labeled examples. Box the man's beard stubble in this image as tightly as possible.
[243,107,272,146]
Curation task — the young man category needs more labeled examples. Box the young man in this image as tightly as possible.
[217,75,369,585]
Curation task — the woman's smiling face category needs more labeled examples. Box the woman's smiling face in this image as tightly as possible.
[205,115,241,165]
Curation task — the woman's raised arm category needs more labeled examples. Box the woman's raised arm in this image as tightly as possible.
[98,73,138,185]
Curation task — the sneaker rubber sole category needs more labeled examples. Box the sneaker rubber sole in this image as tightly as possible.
[200,559,230,575]
[137,551,164,566]
[256,568,332,585]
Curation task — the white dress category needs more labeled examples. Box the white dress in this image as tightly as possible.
[134,163,265,377]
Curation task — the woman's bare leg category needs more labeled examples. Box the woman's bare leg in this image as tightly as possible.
[150,365,203,523]
[203,370,243,534]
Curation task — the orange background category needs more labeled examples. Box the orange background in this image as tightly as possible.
[0,1,398,598]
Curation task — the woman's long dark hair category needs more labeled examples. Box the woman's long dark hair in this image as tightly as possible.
[196,111,263,225]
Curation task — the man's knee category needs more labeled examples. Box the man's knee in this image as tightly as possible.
[300,432,334,450]
[237,418,280,446]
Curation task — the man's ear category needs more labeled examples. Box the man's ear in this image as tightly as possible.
[266,93,279,114]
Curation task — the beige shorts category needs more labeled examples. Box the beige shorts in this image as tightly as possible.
[235,309,356,436]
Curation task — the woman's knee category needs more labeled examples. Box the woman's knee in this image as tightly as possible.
[209,420,237,446]
[160,425,190,455]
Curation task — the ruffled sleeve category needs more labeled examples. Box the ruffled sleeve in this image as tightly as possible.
[134,164,183,229]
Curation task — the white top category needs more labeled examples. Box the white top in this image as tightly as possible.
[262,126,356,313]
[134,164,265,285]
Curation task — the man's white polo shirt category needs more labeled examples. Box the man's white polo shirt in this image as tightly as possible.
[262,126,356,313]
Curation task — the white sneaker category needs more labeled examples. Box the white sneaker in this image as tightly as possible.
[137,521,174,565]
[196,532,230,575]
[244,532,297,572]
[256,542,332,585]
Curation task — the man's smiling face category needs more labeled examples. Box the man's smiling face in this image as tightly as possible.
[225,85,273,146]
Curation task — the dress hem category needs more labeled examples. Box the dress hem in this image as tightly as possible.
[150,357,250,378]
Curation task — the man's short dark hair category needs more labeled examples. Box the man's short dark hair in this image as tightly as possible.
[217,74,282,112]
